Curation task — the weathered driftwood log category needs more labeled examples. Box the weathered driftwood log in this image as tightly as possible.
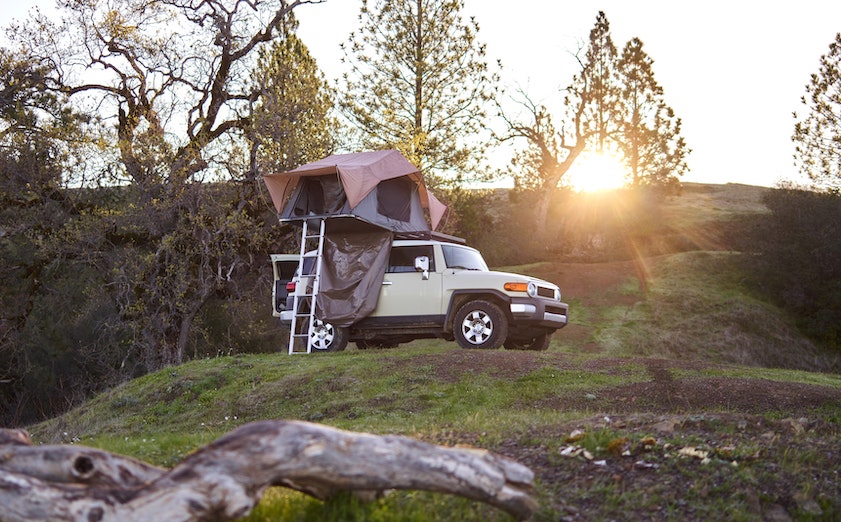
[0,420,536,521]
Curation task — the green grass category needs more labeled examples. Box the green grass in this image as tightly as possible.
[27,338,841,521]
[590,251,838,370]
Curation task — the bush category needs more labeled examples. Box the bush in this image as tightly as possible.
[746,187,841,348]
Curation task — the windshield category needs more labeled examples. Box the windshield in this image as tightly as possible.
[442,245,489,271]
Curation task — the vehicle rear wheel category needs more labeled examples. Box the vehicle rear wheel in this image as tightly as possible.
[503,333,551,351]
[309,319,348,352]
[453,300,508,350]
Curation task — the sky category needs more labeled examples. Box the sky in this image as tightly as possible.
[4,0,841,188]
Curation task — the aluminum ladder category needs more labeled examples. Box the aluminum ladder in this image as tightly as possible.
[287,218,326,354]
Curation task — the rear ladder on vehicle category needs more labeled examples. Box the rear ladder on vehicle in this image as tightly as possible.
[287,218,326,354]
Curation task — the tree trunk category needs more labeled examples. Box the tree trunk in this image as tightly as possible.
[0,420,537,521]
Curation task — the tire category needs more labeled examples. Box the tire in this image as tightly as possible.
[504,333,551,351]
[453,300,508,350]
[309,319,348,352]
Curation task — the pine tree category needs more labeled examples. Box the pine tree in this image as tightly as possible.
[793,32,841,190]
[340,0,497,188]
[574,11,621,153]
[616,37,688,191]
[251,21,337,175]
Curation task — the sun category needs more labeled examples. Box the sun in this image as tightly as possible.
[566,151,628,192]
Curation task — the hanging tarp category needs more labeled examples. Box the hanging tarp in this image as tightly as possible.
[317,229,393,327]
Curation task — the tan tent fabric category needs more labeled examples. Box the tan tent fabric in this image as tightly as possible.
[427,191,447,231]
[263,150,444,230]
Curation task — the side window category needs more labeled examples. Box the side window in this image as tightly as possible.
[387,246,435,273]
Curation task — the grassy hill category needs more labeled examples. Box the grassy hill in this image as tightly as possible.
[26,184,841,521]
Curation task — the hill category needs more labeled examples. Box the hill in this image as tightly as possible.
[23,183,841,521]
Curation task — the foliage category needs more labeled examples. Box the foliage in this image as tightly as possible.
[0,52,110,425]
[616,38,689,191]
[793,32,841,190]
[339,0,498,189]
[498,12,620,229]
[466,187,669,267]
[746,187,841,349]
[250,19,339,175]
[3,0,319,373]
[106,184,286,368]
[573,11,621,153]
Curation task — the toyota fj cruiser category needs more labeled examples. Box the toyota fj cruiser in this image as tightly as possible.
[271,237,568,352]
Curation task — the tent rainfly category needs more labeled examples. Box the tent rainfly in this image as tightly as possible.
[262,149,446,233]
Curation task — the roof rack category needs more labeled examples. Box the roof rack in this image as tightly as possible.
[394,230,466,244]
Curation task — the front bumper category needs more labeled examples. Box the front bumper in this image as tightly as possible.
[509,297,569,329]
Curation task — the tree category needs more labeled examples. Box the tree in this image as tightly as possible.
[501,12,689,233]
[500,12,619,230]
[249,18,338,177]
[340,0,497,188]
[0,52,111,426]
[6,0,320,369]
[7,0,322,188]
[616,37,688,191]
[793,32,841,191]
[576,11,621,154]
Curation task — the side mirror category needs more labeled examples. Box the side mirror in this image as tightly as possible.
[414,256,430,280]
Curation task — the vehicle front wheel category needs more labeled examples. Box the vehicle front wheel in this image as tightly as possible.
[503,333,551,351]
[453,300,508,350]
[309,319,348,352]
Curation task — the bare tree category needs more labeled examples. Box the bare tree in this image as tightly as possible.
[5,0,321,369]
[499,12,619,232]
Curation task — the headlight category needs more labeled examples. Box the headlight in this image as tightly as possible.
[527,281,538,298]
[554,288,561,301]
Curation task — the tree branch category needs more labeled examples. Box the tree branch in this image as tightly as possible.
[0,420,537,521]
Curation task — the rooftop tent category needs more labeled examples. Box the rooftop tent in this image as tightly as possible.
[262,149,446,233]
[262,150,447,326]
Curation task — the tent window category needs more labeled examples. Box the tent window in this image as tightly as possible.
[292,178,324,216]
[377,177,413,222]
[292,175,348,216]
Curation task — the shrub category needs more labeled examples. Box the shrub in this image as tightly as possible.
[746,187,841,348]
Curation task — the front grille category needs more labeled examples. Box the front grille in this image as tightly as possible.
[537,286,555,299]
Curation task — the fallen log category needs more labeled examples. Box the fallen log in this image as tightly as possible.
[0,420,536,521]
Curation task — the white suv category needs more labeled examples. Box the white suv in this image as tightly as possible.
[273,238,568,352]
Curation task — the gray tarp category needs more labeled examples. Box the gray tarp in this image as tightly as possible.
[317,228,393,327]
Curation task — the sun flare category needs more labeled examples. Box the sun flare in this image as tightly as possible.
[566,152,628,192]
